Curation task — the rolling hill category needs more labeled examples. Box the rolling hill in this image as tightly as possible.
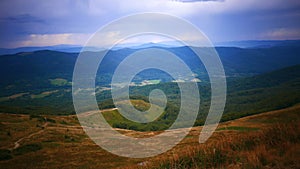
[0,61,299,131]
[1,45,300,94]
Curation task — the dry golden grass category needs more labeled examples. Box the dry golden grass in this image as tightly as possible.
[126,105,300,169]
[0,104,299,169]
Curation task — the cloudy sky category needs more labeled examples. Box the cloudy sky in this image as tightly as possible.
[0,0,299,48]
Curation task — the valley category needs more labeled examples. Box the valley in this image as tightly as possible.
[0,44,299,168]
[1,0,299,168]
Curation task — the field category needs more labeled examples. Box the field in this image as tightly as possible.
[0,104,299,169]
[49,78,71,86]
[31,90,59,99]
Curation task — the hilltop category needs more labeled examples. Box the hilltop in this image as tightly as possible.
[0,103,299,168]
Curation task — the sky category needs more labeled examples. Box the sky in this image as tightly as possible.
[0,0,300,48]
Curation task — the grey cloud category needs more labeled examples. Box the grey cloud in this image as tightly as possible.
[1,14,45,24]
[0,0,299,48]
[171,0,224,3]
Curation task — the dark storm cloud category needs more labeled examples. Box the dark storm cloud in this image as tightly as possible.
[0,0,299,48]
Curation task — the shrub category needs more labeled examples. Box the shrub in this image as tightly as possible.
[13,143,42,155]
[0,149,12,161]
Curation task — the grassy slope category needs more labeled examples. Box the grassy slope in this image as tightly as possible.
[129,104,300,169]
[0,104,299,168]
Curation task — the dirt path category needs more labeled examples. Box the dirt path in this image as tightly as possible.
[7,105,300,151]
[7,108,119,150]
[9,122,48,150]
[101,108,118,112]
[77,108,118,118]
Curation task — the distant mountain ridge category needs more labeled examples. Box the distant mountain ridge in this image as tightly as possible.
[1,45,300,86]
[1,40,300,55]
[215,40,300,48]
[0,45,105,55]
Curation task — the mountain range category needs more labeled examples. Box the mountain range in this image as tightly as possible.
[1,45,300,92]
[1,40,300,55]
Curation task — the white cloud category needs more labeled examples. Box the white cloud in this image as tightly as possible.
[17,33,92,47]
[261,28,300,40]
